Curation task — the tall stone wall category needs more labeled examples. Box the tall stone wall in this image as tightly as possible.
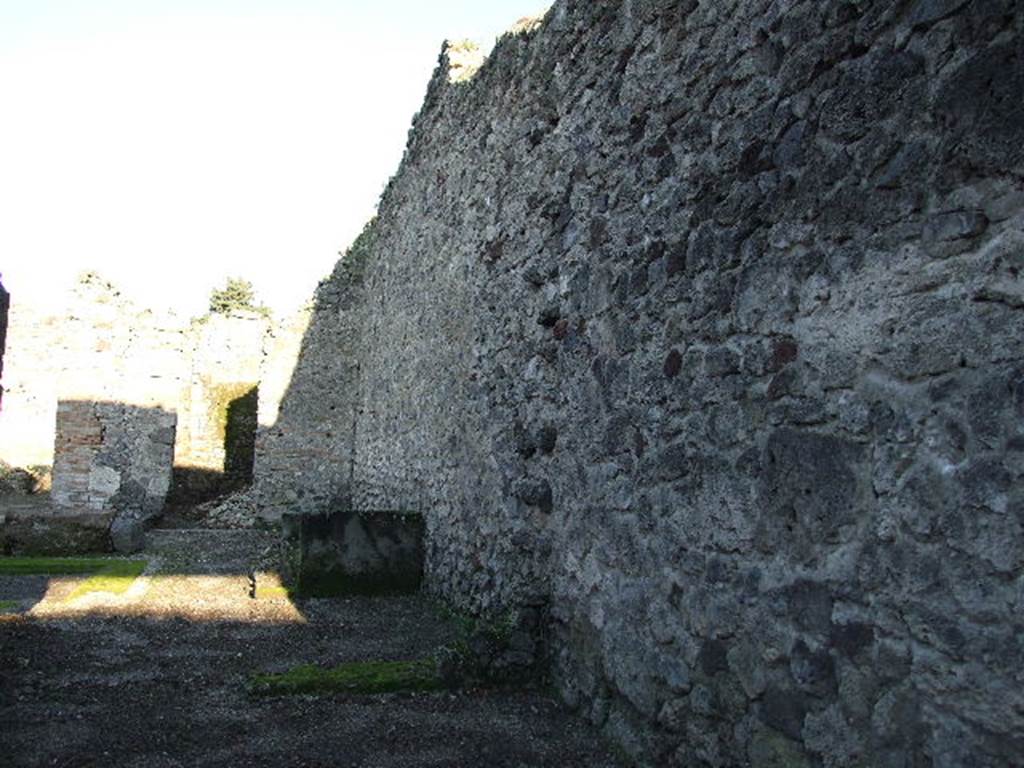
[262,1,1024,765]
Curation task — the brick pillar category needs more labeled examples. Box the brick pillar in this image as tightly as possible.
[51,401,107,510]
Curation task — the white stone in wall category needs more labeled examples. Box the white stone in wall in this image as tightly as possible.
[87,466,120,504]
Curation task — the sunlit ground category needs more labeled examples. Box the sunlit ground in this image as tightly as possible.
[13,570,305,624]
[0,536,306,624]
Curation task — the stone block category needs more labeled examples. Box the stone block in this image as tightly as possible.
[0,508,113,555]
[281,509,424,597]
[110,516,146,554]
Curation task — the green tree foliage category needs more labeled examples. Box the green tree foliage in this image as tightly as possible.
[208,277,268,316]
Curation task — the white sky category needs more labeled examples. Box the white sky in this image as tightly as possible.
[0,0,544,316]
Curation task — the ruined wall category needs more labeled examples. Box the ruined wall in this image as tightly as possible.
[0,275,276,506]
[172,311,269,501]
[51,400,176,518]
[0,301,63,468]
[264,1,1024,765]
[0,276,186,470]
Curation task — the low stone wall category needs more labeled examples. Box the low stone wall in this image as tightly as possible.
[0,501,113,556]
[282,509,425,596]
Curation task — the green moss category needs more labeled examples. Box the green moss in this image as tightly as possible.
[0,600,20,613]
[431,599,478,637]
[251,658,440,697]
[255,586,291,600]
[0,556,136,576]
[432,600,518,644]
[605,739,639,768]
[0,557,146,602]
[65,560,147,601]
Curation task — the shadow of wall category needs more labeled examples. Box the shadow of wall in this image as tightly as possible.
[251,270,366,519]
[251,3,1024,766]
[225,385,259,486]
[170,383,260,505]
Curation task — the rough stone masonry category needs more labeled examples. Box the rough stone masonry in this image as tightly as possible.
[255,1,1024,765]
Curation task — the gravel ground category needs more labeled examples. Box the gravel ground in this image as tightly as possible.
[0,529,624,767]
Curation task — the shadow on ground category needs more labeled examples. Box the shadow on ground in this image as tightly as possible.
[0,529,624,768]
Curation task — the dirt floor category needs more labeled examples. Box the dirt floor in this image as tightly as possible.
[0,528,624,767]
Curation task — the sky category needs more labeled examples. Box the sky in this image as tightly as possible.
[0,0,545,316]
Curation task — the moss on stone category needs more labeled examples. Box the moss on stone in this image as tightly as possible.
[251,658,440,697]
[0,599,20,613]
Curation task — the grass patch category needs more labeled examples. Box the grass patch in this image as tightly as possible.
[0,599,20,613]
[0,556,136,576]
[251,658,441,697]
[65,560,147,601]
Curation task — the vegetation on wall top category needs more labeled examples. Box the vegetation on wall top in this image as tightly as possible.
[330,217,379,289]
[208,277,270,318]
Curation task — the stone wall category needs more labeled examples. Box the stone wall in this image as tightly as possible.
[260,1,1024,765]
[172,312,269,501]
[0,300,64,468]
[253,279,363,519]
[51,400,176,519]
[0,276,185,470]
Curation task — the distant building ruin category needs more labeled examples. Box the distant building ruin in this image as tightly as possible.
[0,273,308,516]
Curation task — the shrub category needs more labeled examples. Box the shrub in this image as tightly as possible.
[208,277,269,317]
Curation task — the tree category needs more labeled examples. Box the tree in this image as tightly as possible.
[208,277,267,316]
